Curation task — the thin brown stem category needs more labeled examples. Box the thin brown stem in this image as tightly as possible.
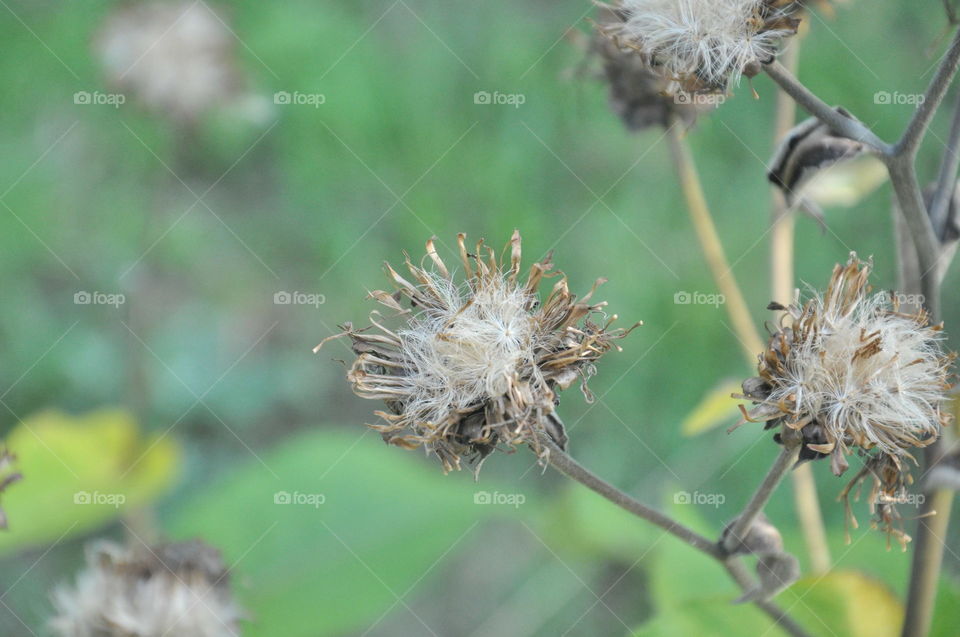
[762,61,890,153]
[539,437,722,558]
[722,439,801,554]
[665,121,765,362]
[536,439,813,637]
[898,27,960,158]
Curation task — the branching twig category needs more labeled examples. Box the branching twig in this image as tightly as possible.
[536,438,814,637]
[762,61,890,153]
[765,28,960,637]
[897,27,960,158]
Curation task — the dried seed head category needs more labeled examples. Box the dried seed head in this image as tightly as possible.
[592,7,712,130]
[318,231,637,474]
[50,539,244,637]
[603,0,800,95]
[737,254,955,546]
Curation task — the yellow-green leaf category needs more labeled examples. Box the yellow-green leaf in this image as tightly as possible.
[0,408,180,555]
[681,380,743,436]
[786,571,903,637]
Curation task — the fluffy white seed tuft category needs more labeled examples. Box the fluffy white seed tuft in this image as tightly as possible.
[769,289,947,459]
[398,272,539,427]
[616,0,797,92]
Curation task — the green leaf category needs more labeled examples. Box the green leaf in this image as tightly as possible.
[784,571,903,637]
[0,408,179,555]
[165,429,512,637]
[681,380,743,436]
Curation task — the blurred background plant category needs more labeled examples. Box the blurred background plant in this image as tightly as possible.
[0,1,958,635]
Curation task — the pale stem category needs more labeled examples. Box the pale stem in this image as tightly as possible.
[768,41,832,575]
[665,121,765,362]
[536,438,813,637]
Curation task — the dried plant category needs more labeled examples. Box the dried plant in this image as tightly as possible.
[318,2,960,635]
[738,254,953,476]
[318,231,636,473]
[602,0,800,94]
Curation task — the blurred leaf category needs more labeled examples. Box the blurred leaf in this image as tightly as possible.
[0,408,179,555]
[165,429,508,637]
[785,571,902,637]
[681,380,742,436]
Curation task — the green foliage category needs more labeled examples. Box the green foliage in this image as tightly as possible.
[165,430,514,637]
[0,408,179,555]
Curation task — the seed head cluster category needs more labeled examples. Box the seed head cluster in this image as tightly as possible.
[319,231,636,474]
[604,0,800,94]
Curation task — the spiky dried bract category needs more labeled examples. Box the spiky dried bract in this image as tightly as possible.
[737,254,954,546]
[319,231,636,473]
[606,0,800,94]
[50,540,244,637]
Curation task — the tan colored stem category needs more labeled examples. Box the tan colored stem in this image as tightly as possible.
[666,122,765,362]
[769,41,832,575]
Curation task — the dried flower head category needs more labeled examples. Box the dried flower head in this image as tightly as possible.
[318,231,636,474]
[96,2,251,124]
[737,254,954,545]
[591,6,713,130]
[603,0,800,94]
[50,539,244,637]
[739,254,953,472]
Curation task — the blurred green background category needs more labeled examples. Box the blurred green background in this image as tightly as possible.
[0,1,958,635]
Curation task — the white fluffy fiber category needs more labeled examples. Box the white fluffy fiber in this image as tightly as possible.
[397,272,540,425]
[773,290,948,457]
[618,0,795,90]
[50,542,243,637]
